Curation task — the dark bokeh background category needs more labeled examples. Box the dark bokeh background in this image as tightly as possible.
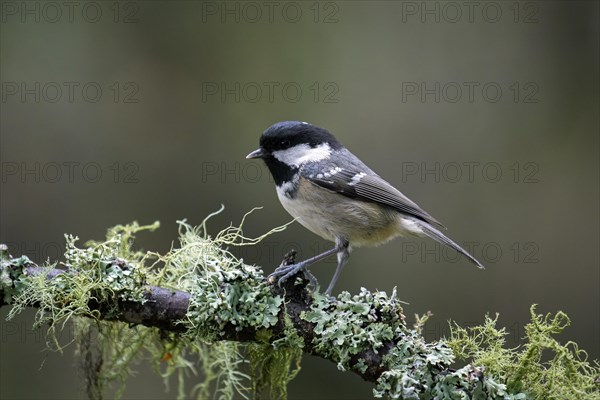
[1,1,598,399]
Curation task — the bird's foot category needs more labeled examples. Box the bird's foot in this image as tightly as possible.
[268,261,317,289]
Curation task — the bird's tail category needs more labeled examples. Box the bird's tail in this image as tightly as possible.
[413,219,485,269]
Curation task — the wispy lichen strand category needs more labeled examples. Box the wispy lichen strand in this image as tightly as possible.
[447,307,600,400]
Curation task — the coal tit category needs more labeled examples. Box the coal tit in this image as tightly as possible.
[247,121,484,295]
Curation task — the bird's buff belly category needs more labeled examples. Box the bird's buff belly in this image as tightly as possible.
[277,180,409,247]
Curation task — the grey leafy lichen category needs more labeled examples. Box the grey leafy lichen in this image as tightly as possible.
[302,288,404,372]
[374,335,513,399]
[0,244,32,305]
[185,256,283,337]
[300,288,518,398]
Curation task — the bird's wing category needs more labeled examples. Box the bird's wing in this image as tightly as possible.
[305,168,444,228]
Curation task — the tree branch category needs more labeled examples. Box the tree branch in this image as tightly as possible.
[1,256,389,382]
[0,243,517,398]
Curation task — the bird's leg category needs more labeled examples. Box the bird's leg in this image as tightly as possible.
[268,242,344,288]
[325,239,350,296]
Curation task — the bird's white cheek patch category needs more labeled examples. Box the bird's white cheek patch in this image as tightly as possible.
[272,143,331,167]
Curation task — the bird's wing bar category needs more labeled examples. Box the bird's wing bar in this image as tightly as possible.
[307,168,444,228]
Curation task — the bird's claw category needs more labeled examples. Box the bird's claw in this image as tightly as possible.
[267,263,318,290]
[302,268,318,288]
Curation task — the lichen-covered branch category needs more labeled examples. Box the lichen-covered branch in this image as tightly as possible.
[1,217,598,400]
[0,251,478,393]
[0,257,395,379]
[1,258,189,331]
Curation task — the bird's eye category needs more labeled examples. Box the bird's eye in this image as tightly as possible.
[281,140,290,148]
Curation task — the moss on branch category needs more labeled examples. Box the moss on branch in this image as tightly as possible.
[0,211,598,399]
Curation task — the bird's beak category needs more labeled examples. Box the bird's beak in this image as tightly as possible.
[246,147,268,159]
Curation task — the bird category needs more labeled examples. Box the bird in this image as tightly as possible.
[246,121,484,295]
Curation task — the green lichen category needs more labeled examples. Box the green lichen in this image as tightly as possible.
[246,304,304,399]
[373,305,600,399]
[447,306,600,400]
[249,322,303,400]
[6,222,155,350]
[74,317,158,399]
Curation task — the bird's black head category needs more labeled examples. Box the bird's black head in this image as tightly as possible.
[247,121,342,185]
[257,121,342,155]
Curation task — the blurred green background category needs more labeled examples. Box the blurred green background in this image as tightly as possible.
[1,1,598,399]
